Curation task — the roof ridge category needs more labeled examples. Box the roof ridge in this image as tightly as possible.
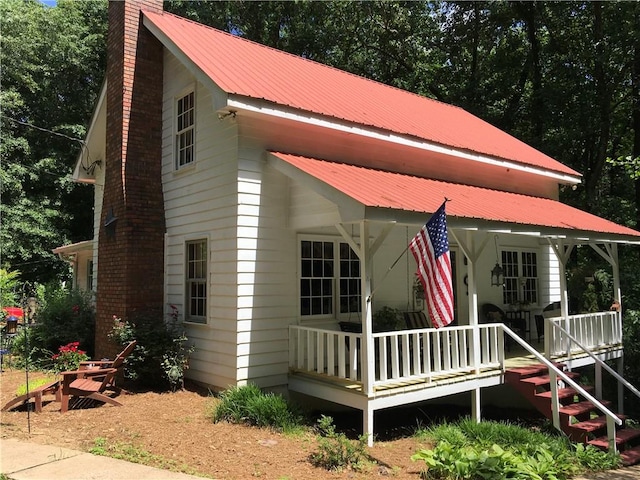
[146,10,460,111]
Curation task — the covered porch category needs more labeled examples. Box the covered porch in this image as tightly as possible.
[268,152,640,446]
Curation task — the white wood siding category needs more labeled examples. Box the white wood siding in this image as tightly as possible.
[162,50,240,389]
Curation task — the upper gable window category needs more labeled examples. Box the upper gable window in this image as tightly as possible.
[175,91,195,169]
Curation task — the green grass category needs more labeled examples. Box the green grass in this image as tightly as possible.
[89,437,212,478]
[15,376,57,396]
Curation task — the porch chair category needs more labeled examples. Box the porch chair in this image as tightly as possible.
[403,311,429,330]
[480,303,523,350]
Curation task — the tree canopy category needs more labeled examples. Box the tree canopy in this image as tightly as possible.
[2,0,639,295]
[1,0,107,285]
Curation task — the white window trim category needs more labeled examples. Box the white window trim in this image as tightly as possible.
[174,85,196,171]
[297,234,362,323]
[501,247,540,308]
[184,235,209,325]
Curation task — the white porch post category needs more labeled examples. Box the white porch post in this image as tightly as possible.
[548,238,574,359]
[451,229,483,421]
[359,220,374,396]
[451,229,486,376]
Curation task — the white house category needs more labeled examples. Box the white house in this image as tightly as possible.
[69,0,640,456]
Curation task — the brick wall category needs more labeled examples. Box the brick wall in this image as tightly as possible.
[96,0,165,359]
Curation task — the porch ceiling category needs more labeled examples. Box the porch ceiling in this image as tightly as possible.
[268,152,640,244]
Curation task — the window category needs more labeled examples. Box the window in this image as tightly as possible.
[502,249,538,306]
[86,260,94,291]
[186,239,207,323]
[300,239,360,318]
[175,91,195,169]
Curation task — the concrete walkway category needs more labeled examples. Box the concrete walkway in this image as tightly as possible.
[2,437,640,480]
[0,438,205,480]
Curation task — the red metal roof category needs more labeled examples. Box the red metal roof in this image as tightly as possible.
[270,152,640,239]
[143,11,579,178]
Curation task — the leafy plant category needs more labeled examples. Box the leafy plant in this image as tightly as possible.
[413,418,620,479]
[109,307,194,391]
[212,384,303,433]
[309,415,370,472]
[373,306,404,332]
[30,285,95,358]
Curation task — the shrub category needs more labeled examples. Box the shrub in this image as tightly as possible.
[109,307,194,391]
[212,384,303,432]
[309,415,369,472]
[31,285,95,357]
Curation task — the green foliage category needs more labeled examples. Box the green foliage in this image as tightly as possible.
[212,384,303,433]
[109,308,194,391]
[373,306,404,332]
[31,286,95,357]
[0,268,20,309]
[623,309,640,418]
[309,415,370,472]
[0,0,107,285]
[413,418,620,479]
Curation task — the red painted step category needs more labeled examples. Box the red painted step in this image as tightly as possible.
[535,385,594,401]
[588,428,640,450]
[559,400,611,417]
[620,445,640,467]
[520,372,581,387]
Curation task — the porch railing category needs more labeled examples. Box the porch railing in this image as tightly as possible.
[545,311,622,357]
[289,324,505,389]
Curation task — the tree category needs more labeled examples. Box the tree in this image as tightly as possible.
[0,0,107,285]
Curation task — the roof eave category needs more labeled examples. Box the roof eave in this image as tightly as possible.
[235,96,581,185]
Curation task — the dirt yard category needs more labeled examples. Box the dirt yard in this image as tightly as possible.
[1,368,434,479]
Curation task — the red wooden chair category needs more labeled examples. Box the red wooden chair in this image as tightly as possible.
[59,340,137,413]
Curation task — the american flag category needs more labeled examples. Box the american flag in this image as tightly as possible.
[409,202,454,328]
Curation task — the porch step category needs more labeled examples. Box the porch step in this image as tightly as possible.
[559,399,611,417]
[566,415,627,443]
[620,444,640,467]
[506,364,640,466]
[504,363,565,381]
[589,429,640,466]
[588,427,640,450]
[520,372,581,388]
[535,385,594,402]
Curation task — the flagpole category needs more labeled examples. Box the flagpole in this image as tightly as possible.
[367,198,450,302]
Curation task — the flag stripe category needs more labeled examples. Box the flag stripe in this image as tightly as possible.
[409,202,454,328]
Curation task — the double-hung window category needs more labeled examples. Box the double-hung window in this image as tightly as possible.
[300,239,361,318]
[502,249,538,306]
[186,239,207,323]
[175,91,195,169]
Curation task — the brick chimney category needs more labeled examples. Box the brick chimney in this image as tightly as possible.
[96,0,165,359]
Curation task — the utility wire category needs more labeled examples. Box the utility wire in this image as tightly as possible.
[3,115,101,174]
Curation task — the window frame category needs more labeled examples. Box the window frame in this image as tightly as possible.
[174,89,195,170]
[501,248,539,307]
[298,235,361,321]
[185,238,208,324]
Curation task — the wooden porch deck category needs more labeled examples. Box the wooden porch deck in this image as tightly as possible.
[288,312,623,429]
